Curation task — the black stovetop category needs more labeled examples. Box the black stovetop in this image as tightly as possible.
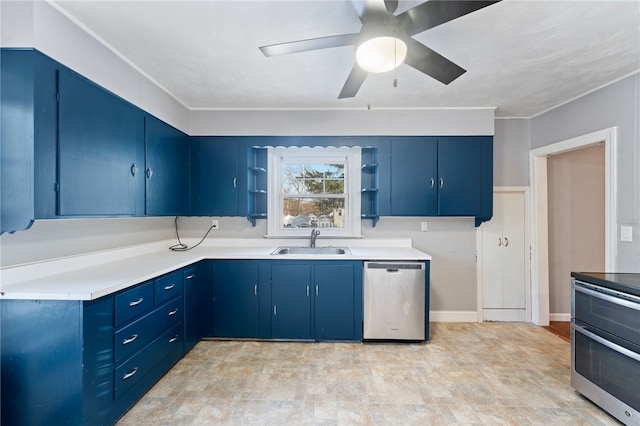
[571,272,640,297]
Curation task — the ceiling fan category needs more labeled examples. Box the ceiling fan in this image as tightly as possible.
[259,0,501,99]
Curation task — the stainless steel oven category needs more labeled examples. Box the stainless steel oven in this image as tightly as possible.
[571,277,640,425]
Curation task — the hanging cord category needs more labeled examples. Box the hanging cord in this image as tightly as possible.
[393,32,398,88]
[169,216,215,251]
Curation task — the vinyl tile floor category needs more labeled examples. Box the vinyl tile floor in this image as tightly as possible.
[116,322,620,425]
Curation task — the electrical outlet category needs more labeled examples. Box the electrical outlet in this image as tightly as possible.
[621,225,632,242]
[211,219,219,230]
[421,221,428,232]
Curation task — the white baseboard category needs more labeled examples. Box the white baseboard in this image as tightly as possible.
[549,313,571,321]
[482,309,526,322]
[430,311,478,322]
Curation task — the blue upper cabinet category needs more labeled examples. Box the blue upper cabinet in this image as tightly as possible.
[144,115,190,216]
[391,137,438,216]
[191,137,241,216]
[389,136,493,224]
[438,136,492,218]
[1,49,36,234]
[58,68,144,216]
[33,52,61,220]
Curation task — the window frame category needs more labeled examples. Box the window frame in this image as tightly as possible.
[267,146,361,238]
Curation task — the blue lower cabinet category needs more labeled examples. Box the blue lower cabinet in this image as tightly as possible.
[271,263,313,340]
[211,260,261,338]
[0,266,194,425]
[270,261,362,341]
[0,298,113,426]
[184,262,212,351]
[314,262,363,341]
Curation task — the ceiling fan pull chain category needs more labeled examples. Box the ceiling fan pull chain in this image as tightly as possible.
[393,32,398,88]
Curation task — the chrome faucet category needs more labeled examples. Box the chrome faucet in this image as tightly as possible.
[310,228,320,248]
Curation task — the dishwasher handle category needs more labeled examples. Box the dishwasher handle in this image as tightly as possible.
[366,262,425,271]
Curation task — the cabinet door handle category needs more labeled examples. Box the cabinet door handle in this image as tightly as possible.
[439,178,444,188]
[123,367,138,380]
[169,335,179,343]
[122,334,138,345]
[254,284,258,296]
[146,167,153,179]
[306,285,309,297]
[164,284,175,291]
[130,163,138,177]
[129,297,144,307]
[168,308,179,316]
[504,237,509,247]
[316,285,319,297]
[430,178,435,188]
[273,305,277,316]
[233,177,237,188]
[498,237,502,247]
[185,274,195,280]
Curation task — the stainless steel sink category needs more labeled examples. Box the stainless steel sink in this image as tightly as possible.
[271,246,351,255]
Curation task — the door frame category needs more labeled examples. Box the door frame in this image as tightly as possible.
[476,187,531,323]
[529,127,616,325]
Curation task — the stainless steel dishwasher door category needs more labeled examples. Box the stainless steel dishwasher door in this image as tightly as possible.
[363,261,426,340]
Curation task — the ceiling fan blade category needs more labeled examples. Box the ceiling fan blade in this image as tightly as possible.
[259,33,358,57]
[352,0,397,22]
[384,0,399,13]
[404,38,466,85]
[397,1,501,36]
[338,64,368,99]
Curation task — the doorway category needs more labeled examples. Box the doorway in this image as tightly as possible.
[547,145,605,321]
[529,127,616,325]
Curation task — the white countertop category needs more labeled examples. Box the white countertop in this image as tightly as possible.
[0,238,431,301]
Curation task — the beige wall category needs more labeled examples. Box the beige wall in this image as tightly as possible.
[547,144,605,315]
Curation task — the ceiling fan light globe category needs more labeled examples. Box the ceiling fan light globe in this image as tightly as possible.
[356,36,407,73]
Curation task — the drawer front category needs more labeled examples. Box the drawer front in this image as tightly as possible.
[155,271,183,305]
[115,298,183,363]
[115,281,154,326]
[114,323,183,399]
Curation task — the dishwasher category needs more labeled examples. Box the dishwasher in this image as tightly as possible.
[363,261,426,341]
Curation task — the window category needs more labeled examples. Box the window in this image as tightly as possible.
[267,146,361,238]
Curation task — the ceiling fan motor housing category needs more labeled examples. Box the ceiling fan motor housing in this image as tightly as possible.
[356,12,408,73]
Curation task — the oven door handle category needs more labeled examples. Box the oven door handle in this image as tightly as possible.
[573,284,640,312]
[573,324,640,363]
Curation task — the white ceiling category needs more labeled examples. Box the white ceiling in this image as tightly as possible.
[51,0,640,118]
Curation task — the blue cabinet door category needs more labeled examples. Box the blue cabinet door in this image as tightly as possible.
[390,137,437,216]
[58,69,144,216]
[271,263,312,339]
[1,49,35,233]
[211,261,260,338]
[437,137,490,216]
[0,297,119,426]
[33,51,60,220]
[145,115,190,216]
[314,262,362,341]
[183,265,200,352]
[191,137,239,216]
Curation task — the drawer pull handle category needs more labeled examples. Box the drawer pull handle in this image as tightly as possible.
[122,334,138,345]
[123,367,138,380]
[129,298,144,307]
[186,274,195,280]
[164,284,175,291]
[168,308,179,316]
[169,335,179,343]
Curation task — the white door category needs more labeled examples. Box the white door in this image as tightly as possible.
[481,191,527,321]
